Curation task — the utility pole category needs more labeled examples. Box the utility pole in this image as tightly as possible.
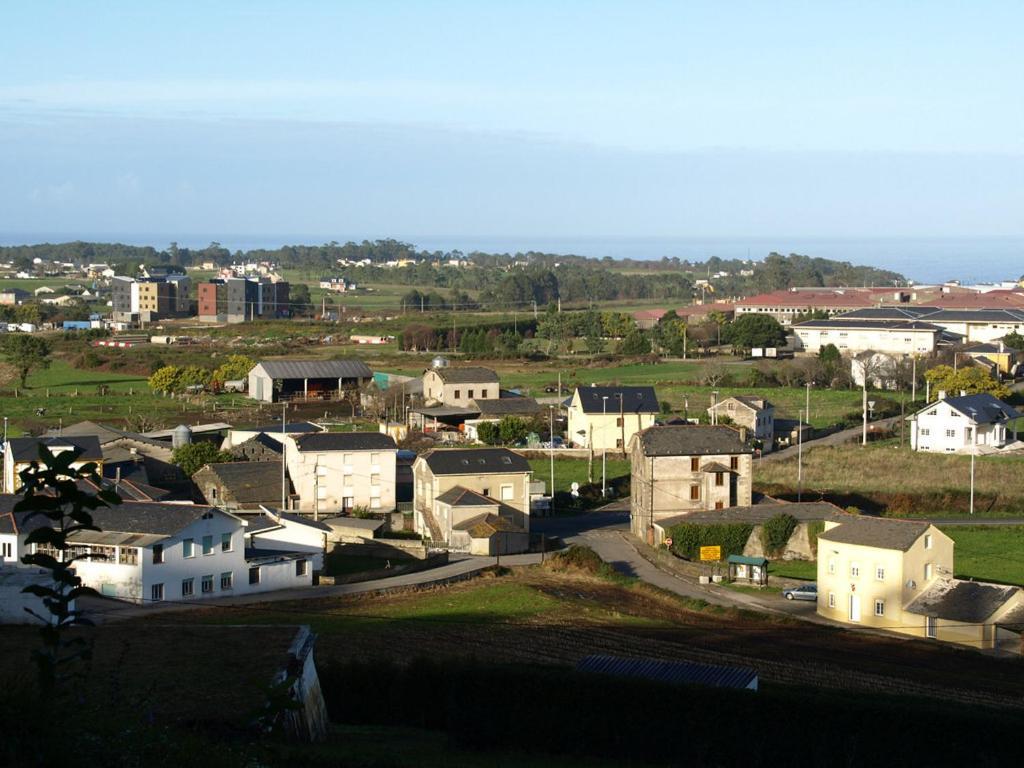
[601,396,608,498]
[313,457,320,522]
[805,381,811,429]
[549,406,555,515]
[911,356,917,402]
[862,382,868,446]
[797,408,803,502]
[280,401,287,510]
[969,440,976,516]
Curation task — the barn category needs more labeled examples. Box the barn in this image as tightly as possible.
[247,359,373,403]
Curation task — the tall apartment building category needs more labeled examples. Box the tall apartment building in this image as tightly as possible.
[198,277,290,324]
[110,274,191,323]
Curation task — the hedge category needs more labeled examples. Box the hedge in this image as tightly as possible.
[667,522,754,560]
[760,513,798,557]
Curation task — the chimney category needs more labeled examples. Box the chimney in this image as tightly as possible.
[739,427,748,442]
[960,390,967,397]
[937,390,947,400]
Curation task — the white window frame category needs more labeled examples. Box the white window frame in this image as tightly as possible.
[850,562,860,578]
[151,583,164,602]
[500,484,514,501]
[827,558,836,575]
[827,592,835,608]
[874,599,885,617]
[875,566,885,581]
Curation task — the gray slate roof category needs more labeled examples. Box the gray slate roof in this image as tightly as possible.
[0,497,221,538]
[294,432,397,452]
[655,502,847,530]
[792,319,942,331]
[577,655,757,691]
[832,307,939,321]
[436,486,498,507]
[574,386,660,415]
[634,425,751,457]
[430,366,499,384]
[422,448,531,475]
[937,393,1018,424]
[195,463,282,504]
[904,579,1021,623]
[6,435,103,462]
[255,359,372,380]
[817,518,931,551]
[471,397,543,417]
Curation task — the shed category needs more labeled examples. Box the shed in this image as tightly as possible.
[248,359,373,403]
[727,554,768,586]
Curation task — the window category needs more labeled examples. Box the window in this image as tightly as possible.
[370,498,381,509]
[945,429,955,438]
[616,417,624,427]
[850,562,860,578]
[926,616,937,638]
[874,599,885,617]
[920,428,930,436]
[691,457,700,472]
[828,592,836,608]
[343,454,353,467]
[616,439,623,448]
[481,389,489,399]
[182,538,194,558]
[500,484,514,501]
[875,566,885,581]
[201,574,214,594]
[370,474,381,486]
[118,547,138,565]
[316,464,328,477]
[151,543,164,564]
[730,456,739,470]
[202,535,213,555]
[209,487,218,500]
[181,578,195,597]
[370,453,380,466]
[924,534,933,549]
[454,389,461,399]
[468,390,474,399]
[827,558,836,575]
[151,583,164,602]
[296,559,308,577]
[1,542,11,558]
[220,571,233,590]
[344,473,354,486]
[689,485,700,500]
[249,566,261,585]
[218,533,231,553]
[316,485,328,500]
[482,488,490,497]
[924,563,933,580]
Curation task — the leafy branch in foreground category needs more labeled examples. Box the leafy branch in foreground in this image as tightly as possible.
[17,445,121,694]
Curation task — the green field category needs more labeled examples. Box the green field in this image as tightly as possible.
[944,526,1024,585]
[527,457,631,494]
[767,559,818,581]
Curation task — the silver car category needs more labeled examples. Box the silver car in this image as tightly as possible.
[782,584,818,601]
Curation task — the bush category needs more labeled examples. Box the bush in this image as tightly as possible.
[351,506,374,519]
[760,513,798,557]
[667,523,754,560]
[546,545,632,583]
[807,520,826,556]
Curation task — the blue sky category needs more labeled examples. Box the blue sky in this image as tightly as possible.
[1,1,1022,241]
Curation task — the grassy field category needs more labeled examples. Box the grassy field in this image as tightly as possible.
[527,457,632,494]
[944,526,1024,585]
[768,559,818,581]
[756,440,1024,516]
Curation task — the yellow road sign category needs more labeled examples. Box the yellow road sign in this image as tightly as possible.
[699,545,722,562]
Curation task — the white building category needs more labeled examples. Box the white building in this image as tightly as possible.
[566,386,659,450]
[907,393,1019,453]
[244,508,332,570]
[791,318,941,356]
[3,436,104,494]
[0,499,314,604]
[285,432,398,515]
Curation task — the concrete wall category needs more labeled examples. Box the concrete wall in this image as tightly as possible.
[793,326,937,355]
[287,441,397,514]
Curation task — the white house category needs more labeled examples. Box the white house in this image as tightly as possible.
[285,432,398,515]
[244,508,332,570]
[566,386,659,450]
[706,396,774,451]
[791,319,941,356]
[907,393,1019,453]
[0,498,313,604]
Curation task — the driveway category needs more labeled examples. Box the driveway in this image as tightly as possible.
[761,415,901,462]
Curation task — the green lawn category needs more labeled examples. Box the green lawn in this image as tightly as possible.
[768,559,818,581]
[942,526,1024,586]
[528,457,631,494]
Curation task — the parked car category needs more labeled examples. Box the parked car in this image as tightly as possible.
[782,584,817,601]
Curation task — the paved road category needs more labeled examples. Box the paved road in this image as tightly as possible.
[761,415,901,462]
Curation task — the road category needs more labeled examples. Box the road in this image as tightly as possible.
[760,415,902,462]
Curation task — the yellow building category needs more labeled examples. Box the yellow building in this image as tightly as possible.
[567,386,659,450]
[817,518,1023,651]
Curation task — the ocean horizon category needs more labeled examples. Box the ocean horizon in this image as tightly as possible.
[1,233,1021,286]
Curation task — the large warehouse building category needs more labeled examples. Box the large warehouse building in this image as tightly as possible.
[247,359,373,403]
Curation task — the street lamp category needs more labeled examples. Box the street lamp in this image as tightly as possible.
[549,405,555,515]
[969,419,977,516]
[601,396,609,498]
[711,390,719,425]
[805,381,812,429]
[797,408,803,502]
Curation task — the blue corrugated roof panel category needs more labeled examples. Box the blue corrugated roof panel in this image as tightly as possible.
[576,655,758,691]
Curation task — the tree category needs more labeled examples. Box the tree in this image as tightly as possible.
[725,314,786,351]
[924,364,1010,399]
[290,283,312,316]
[818,343,842,383]
[1,334,51,388]
[212,354,255,383]
[171,442,235,476]
[178,365,212,390]
[498,417,530,446]
[618,328,651,355]
[701,359,730,387]
[1001,331,1024,351]
[476,421,501,445]
[148,365,182,394]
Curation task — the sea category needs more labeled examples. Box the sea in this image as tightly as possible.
[1,234,1022,286]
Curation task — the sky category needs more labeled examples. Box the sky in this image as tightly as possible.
[1,1,1022,243]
